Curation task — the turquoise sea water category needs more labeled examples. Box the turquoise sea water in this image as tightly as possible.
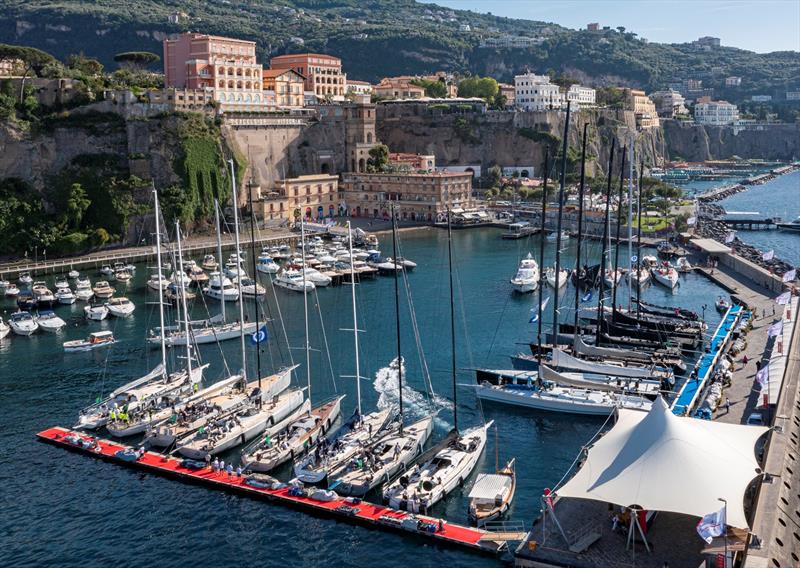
[1,228,726,567]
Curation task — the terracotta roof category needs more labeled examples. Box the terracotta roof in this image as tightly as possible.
[262,68,305,79]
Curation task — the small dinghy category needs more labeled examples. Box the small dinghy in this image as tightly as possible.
[715,296,732,312]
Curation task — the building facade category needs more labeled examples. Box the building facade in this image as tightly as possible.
[163,32,267,112]
[346,80,373,96]
[148,87,215,111]
[498,83,515,107]
[373,78,425,99]
[388,153,436,171]
[270,53,347,100]
[514,73,563,111]
[626,89,660,128]
[339,171,474,221]
[694,100,739,125]
[566,84,596,107]
[257,174,340,222]
[261,68,304,108]
[650,89,688,118]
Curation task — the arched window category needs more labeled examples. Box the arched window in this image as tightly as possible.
[237,94,243,102]
[237,81,243,89]
[245,94,252,102]
[245,81,251,90]
[227,67,234,76]
[366,132,373,144]
[253,82,260,89]
[245,69,251,77]
[217,67,224,75]
[254,94,260,103]
[236,68,243,76]
[358,158,365,172]
[228,80,234,89]
[218,80,225,88]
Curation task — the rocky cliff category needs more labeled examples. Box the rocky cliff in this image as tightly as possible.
[662,120,800,162]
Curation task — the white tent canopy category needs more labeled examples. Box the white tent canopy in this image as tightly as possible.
[558,397,767,528]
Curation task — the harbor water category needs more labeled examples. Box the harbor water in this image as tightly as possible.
[686,169,800,267]
[2,227,727,567]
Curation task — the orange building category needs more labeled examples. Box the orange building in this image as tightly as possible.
[163,32,267,112]
[261,68,305,107]
[270,53,347,100]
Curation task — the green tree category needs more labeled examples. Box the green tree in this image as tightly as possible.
[491,92,507,109]
[113,51,161,70]
[65,182,91,229]
[0,43,56,103]
[411,78,447,98]
[366,144,389,172]
[457,76,498,101]
[486,165,503,187]
[68,53,104,76]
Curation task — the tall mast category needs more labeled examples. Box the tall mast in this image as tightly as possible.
[247,185,262,384]
[229,159,247,381]
[596,140,616,346]
[152,186,167,375]
[627,138,635,312]
[447,206,458,434]
[573,123,589,350]
[300,217,311,406]
[214,199,225,324]
[536,150,549,363]
[551,101,571,345]
[612,147,627,314]
[391,203,403,434]
[175,221,192,381]
[347,221,361,415]
[636,161,644,319]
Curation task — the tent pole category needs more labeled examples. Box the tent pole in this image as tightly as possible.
[546,495,570,546]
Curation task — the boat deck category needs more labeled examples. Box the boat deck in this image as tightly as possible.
[36,426,502,556]
[671,304,743,415]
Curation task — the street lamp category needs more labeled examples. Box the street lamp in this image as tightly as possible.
[718,497,728,567]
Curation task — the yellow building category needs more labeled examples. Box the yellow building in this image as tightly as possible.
[256,174,340,222]
[373,78,425,100]
[339,171,474,222]
[626,89,660,129]
[261,68,305,108]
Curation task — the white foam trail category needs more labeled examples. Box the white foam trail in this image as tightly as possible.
[373,358,453,429]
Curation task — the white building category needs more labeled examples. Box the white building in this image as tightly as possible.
[787,91,800,101]
[650,89,688,118]
[566,84,596,107]
[514,73,564,111]
[347,80,373,96]
[751,95,772,102]
[694,100,739,126]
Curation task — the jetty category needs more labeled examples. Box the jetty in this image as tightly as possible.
[36,427,509,557]
[671,304,745,416]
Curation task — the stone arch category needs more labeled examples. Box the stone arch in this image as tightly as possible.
[253,94,261,103]
[358,158,365,172]
[521,169,530,178]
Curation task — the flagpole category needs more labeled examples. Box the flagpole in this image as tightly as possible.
[718,497,728,567]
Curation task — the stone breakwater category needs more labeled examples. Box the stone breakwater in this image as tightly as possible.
[697,184,746,203]
[697,203,795,278]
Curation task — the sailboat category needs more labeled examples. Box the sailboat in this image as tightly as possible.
[292,219,395,485]
[510,253,539,293]
[382,206,489,512]
[177,162,302,458]
[77,188,201,431]
[239,194,347,474]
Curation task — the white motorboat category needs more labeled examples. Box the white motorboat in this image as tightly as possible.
[545,267,569,289]
[75,288,94,302]
[84,304,109,321]
[99,265,115,278]
[5,284,20,297]
[35,310,67,332]
[92,281,114,299]
[651,264,679,289]
[510,253,539,293]
[31,281,56,307]
[332,416,434,498]
[114,269,133,283]
[299,267,332,287]
[0,317,9,340]
[376,258,403,274]
[68,269,79,279]
[240,396,344,473]
[177,374,304,459]
[627,267,651,287]
[274,269,315,293]
[468,459,516,527]
[201,254,219,271]
[55,278,70,290]
[384,421,492,513]
[18,272,33,286]
[239,276,266,297]
[56,288,76,304]
[256,253,280,274]
[546,231,570,242]
[715,296,732,312]
[147,273,169,291]
[293,407,395,484]
[63,330,116,353]
[676,257,693,273]
[76,276,91,289]
[203,272,240,301]
[9,311,38,336]
[224,259,245,280]
[642,255,658,268]
[170,270,192,288]
[106,297,135,317]
[185,262,209,285]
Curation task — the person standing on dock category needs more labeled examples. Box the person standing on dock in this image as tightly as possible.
[742,355,749,369]
[725,398,731,413]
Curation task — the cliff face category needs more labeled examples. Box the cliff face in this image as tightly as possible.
[662,120,800,162]
[376,107,666,177]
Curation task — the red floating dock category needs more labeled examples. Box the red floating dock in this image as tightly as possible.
[37,427,503,556]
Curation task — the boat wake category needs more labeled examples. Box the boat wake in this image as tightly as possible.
[373,359,452,429]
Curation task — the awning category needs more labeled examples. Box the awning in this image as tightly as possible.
[558,397,767,528]
[468,473,512,500]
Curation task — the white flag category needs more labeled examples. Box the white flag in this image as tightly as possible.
[756,365,769,388]
[724,231,735,244]
[768,320,784,338]
[687,216,697,226]
[775,291,791,305]
[762,250,775,261]
[783,268,796,282]
[696,506,726,544]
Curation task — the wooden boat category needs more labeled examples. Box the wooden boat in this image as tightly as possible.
[468,458,516,527]
[64,330,116,353]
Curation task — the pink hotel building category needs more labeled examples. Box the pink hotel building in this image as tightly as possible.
[163,32,267,111]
